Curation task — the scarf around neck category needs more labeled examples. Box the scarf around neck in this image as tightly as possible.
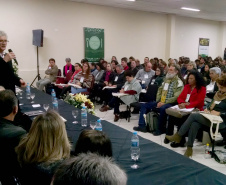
[65,64,72,75]
[209,91,226,110]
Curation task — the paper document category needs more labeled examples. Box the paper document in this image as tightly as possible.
[68,83,82,88]
[24,110,44,116]
[102,86,116,90]
[32,104,41,108]
[55,83,67,87]
[170,105,194,112]
[141,89,147,93]
[112,93,129,97]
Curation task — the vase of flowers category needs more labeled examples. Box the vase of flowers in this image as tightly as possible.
[64,93,95,115]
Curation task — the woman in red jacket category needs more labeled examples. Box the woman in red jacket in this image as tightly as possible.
[164,70,206,147]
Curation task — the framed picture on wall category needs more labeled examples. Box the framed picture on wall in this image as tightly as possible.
[84,27,104,62]
[198,38,209,57]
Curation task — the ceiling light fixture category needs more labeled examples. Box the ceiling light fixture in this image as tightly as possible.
[127,0,136,2]
[181,7,200,12]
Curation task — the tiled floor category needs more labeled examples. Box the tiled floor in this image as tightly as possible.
[94,104,226,175]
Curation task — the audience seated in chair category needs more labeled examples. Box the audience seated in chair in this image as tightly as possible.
[182,61,197,80]
[0,90,26,184]
[206,67,221,99]
[58,63,82,98]
[133,64,184,135]
[129,60,139,76]
[135,59,143,70]
[89,63,115,103]
[73,130,112,157]
[100,64,126,106]
[100,70,142,122]
[197,57,206,73]
[94,63,105,84]
[141,57,149,68]
[111,60,118,73]
[139,66,165,103]
[36,58,58,91]
[165,71,206,147]
[135,62,155,89]
[166,75,226,158]
[51,153,127,185]
[202,64,211,84]
[15,110,71,185]
[90,62,97,76]
[63,58,75,77]
[121,57,129,71]
[69,62,93,94]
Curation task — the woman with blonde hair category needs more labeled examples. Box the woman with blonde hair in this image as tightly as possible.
[16,110,71,185]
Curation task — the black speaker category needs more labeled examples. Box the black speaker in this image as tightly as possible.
[32,29,43,47]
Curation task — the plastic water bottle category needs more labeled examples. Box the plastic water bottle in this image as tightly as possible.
[52,98,58,112]
[26,83,31,99]
[95,119,102,131]
[81,106,87,127]
[204,143,211,159]
[51,89,56,102]
[131,132,139,149]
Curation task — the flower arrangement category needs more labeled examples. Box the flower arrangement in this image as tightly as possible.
[12,60,19,76]
[64,93,95,115]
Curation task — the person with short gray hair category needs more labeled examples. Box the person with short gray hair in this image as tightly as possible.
[0,31,7,38]
[0,30,26,93]
[51,153,127,185]
[63,57,74,77]
[183,61,197,79]
[210,67,221,76]
[206,67,221,98]
[116,64,124,70]
[0,90,26,184]
[135,62,155,89]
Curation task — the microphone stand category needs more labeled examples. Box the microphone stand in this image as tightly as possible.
[31,46,41,87]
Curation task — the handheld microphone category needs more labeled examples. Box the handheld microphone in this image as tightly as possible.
[8,49,18,65]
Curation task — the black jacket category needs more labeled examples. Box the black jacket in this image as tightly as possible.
[98,71,115,86]
[0,57,21,93]
[130,67,139,76]
[110,71,126,90]
[0,118,26,181]
[206,82,218,99]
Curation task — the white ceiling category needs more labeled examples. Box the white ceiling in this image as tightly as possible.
[69,0,226,22]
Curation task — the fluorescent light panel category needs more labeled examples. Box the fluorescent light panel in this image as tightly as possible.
[127,0,136,1]
[181,7,200,12]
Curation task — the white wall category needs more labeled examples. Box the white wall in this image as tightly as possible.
[172,16,222,61]
[1,0,225,84]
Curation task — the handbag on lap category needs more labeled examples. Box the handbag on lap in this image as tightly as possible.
[165,108,190,118]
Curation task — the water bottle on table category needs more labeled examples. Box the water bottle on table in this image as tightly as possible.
[52,98,58,112]
[51,89,56,102]
[81,106,87,127]
[26,83,31,99]
[95,119,102,131]
[131,132,139,149]
[131,132,140,169]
